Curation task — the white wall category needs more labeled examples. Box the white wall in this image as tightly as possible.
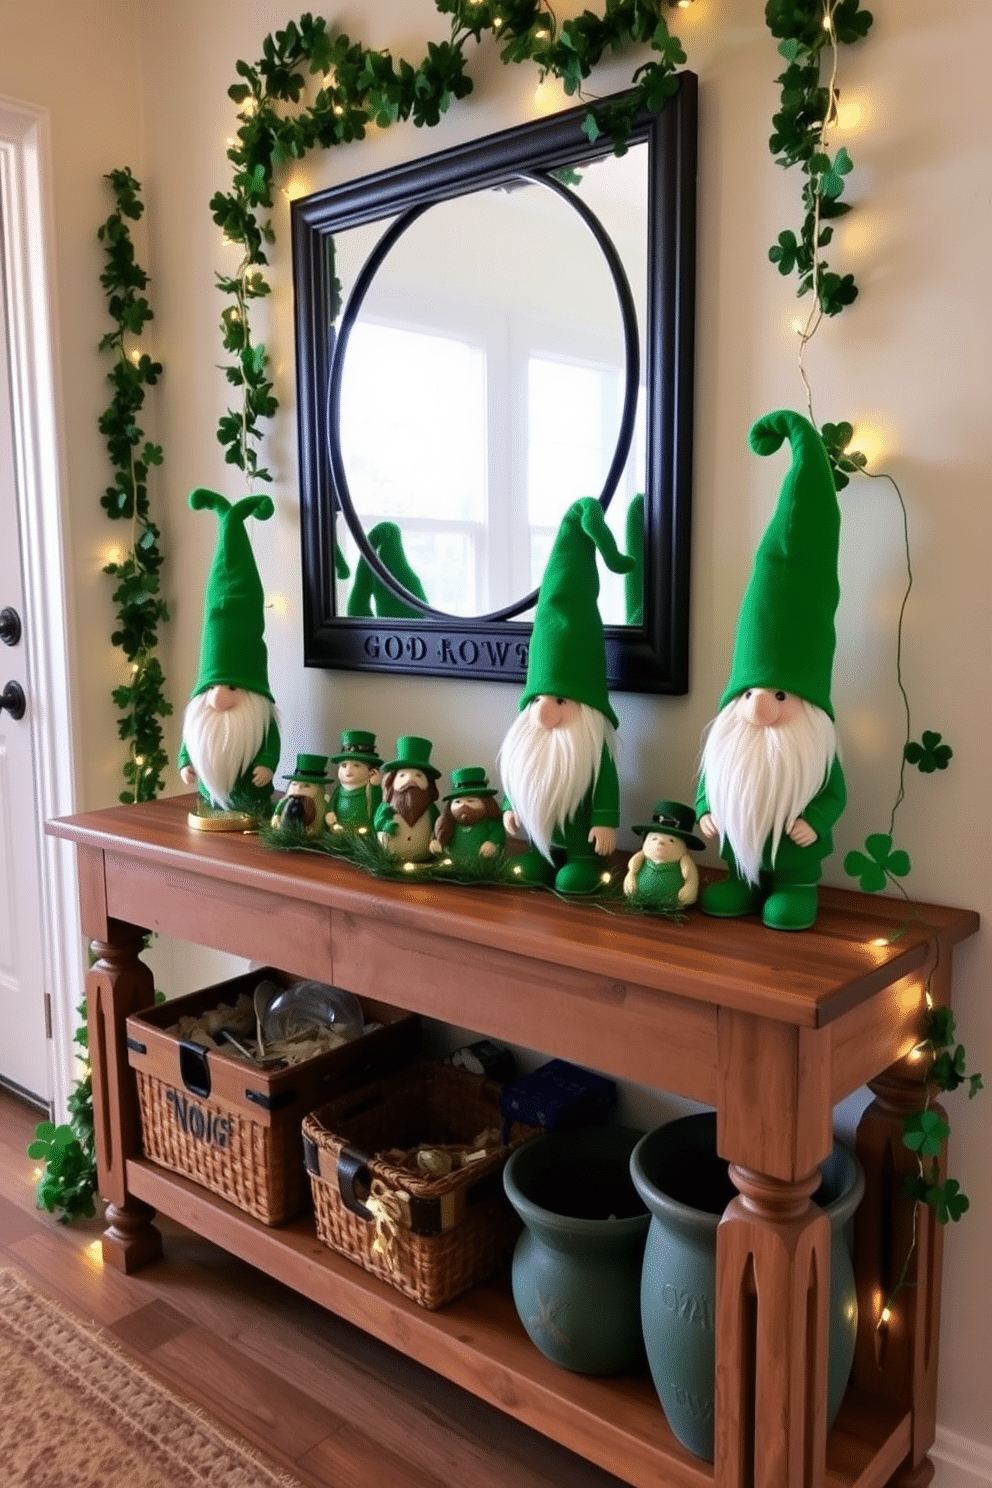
[6,0,991,1474]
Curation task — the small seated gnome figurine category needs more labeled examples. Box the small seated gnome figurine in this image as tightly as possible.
[270,755,331,838]
[498,497,634,895]
[325,730,383,835]
[623,801,703,910]
[374,736,441,862]
[696,410,847,931]
[178,490,280,829]
[430,767,506,861]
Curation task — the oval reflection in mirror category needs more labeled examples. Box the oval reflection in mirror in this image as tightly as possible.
[331,160,644,626]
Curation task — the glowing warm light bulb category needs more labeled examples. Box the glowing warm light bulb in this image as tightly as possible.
[879,1304,892,1326]
[847,421,886,467]
[836,98,864,132]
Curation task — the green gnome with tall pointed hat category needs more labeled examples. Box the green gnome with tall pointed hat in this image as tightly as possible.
[696,411,847,930]
[346,520,429,618]
[498,496,634,894]
[177,490,281,828]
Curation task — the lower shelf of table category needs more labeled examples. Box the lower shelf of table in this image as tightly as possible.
[126,1158,911,1488]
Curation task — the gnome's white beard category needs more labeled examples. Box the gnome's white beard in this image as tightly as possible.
[498,702,615,861]
[183,690,275,808]
[700,700,837,886]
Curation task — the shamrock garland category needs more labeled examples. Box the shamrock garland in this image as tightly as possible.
[210,2,689,485]
[31,171,171,1222]
[97,168,172,804]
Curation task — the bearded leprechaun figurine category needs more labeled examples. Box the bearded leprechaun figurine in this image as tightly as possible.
[178,489,280,829]
[696,410,846,931]
[498,496,634,895]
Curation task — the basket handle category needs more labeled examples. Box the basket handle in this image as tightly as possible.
[336,1144,374,1221]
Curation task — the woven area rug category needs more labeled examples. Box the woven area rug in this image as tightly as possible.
[0,1268,302,1488]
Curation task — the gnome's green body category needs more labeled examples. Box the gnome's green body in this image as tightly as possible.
[501,497,633,895]
[177,490,280,816]
[696,411,846,931]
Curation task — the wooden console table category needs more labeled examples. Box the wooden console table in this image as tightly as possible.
[49,794,979,1488]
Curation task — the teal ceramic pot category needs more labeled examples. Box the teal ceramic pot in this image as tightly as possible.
[629,1112,864,1461]
[503,1125,649,1375]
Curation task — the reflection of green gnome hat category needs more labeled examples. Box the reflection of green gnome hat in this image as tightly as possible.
[189,488,275,702]
[720,411,840,720]
[347,521,429,618]
[624,492,644,627]
[521,496,634,730]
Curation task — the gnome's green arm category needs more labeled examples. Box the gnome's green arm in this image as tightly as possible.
[252,718,281,774]
[589,746,621,827]
[796,755,846,838]
[374,800,398,835]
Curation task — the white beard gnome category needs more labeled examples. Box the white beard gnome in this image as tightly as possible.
[696,410,846,931]
[498,496,634,895]
[177,490,281,829]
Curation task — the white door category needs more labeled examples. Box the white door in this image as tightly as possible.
[0,255,50,1106]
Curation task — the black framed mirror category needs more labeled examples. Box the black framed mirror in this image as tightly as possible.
[293,75,696,692]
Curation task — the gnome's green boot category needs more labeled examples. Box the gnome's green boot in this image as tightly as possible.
[762,884,818,932]
[554,855,609,895]
[700,872,763,919]
[504,847,557,887]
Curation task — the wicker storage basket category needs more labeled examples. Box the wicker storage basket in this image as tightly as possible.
[126,968,420,1226]
[302,1062,542,1309]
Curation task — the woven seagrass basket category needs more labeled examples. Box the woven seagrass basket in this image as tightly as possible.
[127,968,420,1226]
[303,1061,542,1309]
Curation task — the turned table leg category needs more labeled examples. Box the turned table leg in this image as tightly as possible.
[714,1165,831,1488]
[852,1038,946,1488]
[88,920,163,1272]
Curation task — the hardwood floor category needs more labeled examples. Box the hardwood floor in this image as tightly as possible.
[0,1087,629,1488]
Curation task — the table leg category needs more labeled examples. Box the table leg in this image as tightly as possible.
[714,1165,831,1488]
[88,921,162,1273]
[852,1045,945,1488]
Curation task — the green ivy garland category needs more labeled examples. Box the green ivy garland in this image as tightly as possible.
[31,170,170,1222]
[209,1,689,485]
[97,168,172,804]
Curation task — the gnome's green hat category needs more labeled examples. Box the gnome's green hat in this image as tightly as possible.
[720,411,841,720]
[188,488,275,702]
[347,521,429,618]
[624,492,644,627]
[521,497,634,729]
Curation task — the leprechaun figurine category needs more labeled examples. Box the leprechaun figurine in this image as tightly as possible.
[325,730,383,835]
[270,755,331,838]
[177,490,280,829]
[623,801,703,910]
[696,410,847,931]
[374,736,441,862]
[430,767,506,862]
[498,497,634,894]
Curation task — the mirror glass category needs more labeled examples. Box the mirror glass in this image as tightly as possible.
[332,155,646,624]
[293,79,696,692]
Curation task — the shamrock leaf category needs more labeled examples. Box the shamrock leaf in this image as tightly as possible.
[926,1177,970,1225]
[902,1108,950,1158]
[843,832,912,892]
[904,730,953,774]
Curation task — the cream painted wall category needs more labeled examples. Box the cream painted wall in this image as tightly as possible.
[6,0,990,1472]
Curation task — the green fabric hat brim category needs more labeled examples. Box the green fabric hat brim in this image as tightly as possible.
[520,497,634,730]
[719,411,840,720]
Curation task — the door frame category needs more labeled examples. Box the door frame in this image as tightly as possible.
[0,95,84,1119]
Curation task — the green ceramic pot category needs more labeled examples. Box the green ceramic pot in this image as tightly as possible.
[629,1112,864,1461]
[503,1125,649,1375]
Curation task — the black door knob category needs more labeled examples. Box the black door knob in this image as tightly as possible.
[0,681,25,720]
[0,608,21,646]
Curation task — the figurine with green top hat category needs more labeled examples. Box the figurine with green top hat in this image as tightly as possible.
[177,490,280,829]
[498,497,634,894]
[696,411,847,930]
[325,729,383,835]
[430,766,506,862]
[374,736,441,862]
[623,800,703,910]
[270,754,331,838]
